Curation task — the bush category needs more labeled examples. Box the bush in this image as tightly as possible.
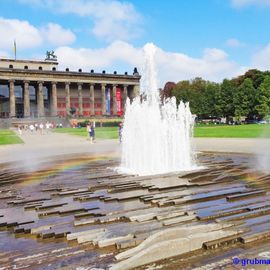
[99,121,121,127]
[76,120,122,128]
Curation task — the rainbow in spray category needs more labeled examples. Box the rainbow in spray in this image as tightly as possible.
[17,155,115,187]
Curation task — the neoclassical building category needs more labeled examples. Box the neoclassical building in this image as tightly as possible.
[0,58,140,119]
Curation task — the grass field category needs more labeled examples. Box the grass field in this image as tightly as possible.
[1,124,269,146]
[53,127,119,139]
[194,124,270,138]
[0,130,24,145]
[53,124,270,139]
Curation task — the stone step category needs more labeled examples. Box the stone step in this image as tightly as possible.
[74,195,104,201]
[203,234,242,249]
[97,234,134,248]
[74,209,103,219]
[172,187,250,205]
[129,213,156,222]
[163,214,197,226]
[217,208,270,222]
[116,238,144,250]
[57,188,90,196]
[67,228,106,241]
[39,229,55,239]
[24,203,43,210]
[112,229,239,270]
[156,211,194,221]
[226,190,266,201]
[54,228,71,238]
[31,225,53,234]
[240,230,270,243]
[115,223,235,261]
[35,202,68,210]
[41,187,62,192]
[0,219,35,228]
[74,218,96,226]
[197,208,249,221]
[77,229,107,244]
[7,198,51,205]
[0,194,17,200]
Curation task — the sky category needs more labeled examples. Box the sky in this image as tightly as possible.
[1,0,270,87]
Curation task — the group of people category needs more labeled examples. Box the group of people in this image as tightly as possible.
[86,121,123,144]
[17,121,59,135]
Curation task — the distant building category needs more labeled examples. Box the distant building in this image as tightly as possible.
[0,58,140,119]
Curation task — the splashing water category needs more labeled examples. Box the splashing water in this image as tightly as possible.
[120,43,197,176]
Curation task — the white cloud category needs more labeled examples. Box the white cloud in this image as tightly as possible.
[41,23,76,46]
[231,0,270,7]
[54,41,244,86]
[0,17,76,51]
[55,41,142,69]
[0,17,42,49]
[226,38,245,48]
[18,0,142,42]
[252,43,270,70]
[155,47,242,84]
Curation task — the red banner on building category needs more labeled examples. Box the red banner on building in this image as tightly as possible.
[116,88,122,115]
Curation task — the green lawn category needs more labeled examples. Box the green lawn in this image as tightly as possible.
[0,130,24,145]
[53,127,119,139]
[54,124,270,139]
[194,124,270,138]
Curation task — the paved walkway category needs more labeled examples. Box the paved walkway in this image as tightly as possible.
[0,130,120,164]
[194,137,270,154]
[1,130,270,164]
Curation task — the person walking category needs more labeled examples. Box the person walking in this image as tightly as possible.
[17,125,22,136]
[89,123,95,144]
[29,124,34,133]
[86,124,90,140]
[39,122,44,135]
[118,122,123,143]
[45,121,50,134]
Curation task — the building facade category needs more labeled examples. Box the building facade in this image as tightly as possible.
[0,58,140,119]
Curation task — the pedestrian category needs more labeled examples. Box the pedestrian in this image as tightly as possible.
[89,123,95,144]
[29,124,34,133]
[18,125,22,135]
[86,124,90,140]
[118,122,123,143]
[39,122,44,135]
[45,121,50,134]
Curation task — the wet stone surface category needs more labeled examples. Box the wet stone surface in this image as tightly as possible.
[0,153,270,269]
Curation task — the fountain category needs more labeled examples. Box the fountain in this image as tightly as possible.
[120,43,197,176]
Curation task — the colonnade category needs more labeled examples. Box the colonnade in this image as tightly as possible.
[6,80,139,118]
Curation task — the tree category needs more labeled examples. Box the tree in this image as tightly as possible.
[219,79,236,121]
[200,82,222,118]
[172,80,192,105]
[172,78,207,116]
[232,69,265,89]
[255,75,270,118]
[233,78,256,120]
[162,81,176,99]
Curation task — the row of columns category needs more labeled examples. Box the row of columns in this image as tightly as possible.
[8,80,133,118]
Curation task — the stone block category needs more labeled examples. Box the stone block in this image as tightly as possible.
[98,234,134,248]
[111,230,239,270]
[162,214,196,226]
[67,228,106,241]
[129,213,156,222]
